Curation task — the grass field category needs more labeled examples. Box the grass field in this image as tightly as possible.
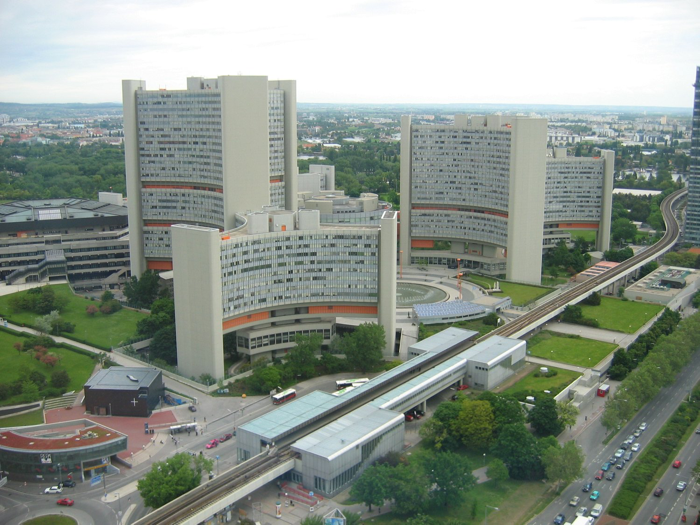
[0,408,44,427]
[526,331,617,368]
[466,275,554,306]
[0,284,146,348]
[367,478,550,524]
[24,517,77,525]
[579,297,664,333]
[0,331,95,402]
[565,229,597,243]
[501,366,582,396]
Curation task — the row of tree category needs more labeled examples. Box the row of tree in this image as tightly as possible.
[602,311,700,431]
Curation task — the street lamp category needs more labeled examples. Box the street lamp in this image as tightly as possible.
[114,492,122,525]
[216,455,220,476]
[57,463,62,487]
[482,453,486,467]
[485,505,499,524]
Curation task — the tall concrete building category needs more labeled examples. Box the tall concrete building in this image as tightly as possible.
[122,75,297,276]
[400,115,613,284]
[685,67,700,245]
[171,209,397,380]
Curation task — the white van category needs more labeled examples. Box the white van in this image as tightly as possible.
[590,503,603,518]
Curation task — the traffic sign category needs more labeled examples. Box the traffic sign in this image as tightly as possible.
[91,474,102,487]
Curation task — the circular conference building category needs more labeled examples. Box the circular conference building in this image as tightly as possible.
[0,419,127,482]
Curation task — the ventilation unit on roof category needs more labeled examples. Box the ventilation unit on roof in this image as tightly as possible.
[127,375,138,382]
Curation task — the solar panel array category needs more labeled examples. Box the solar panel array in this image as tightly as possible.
[413,300,485,318]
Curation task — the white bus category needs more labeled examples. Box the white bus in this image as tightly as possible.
[335,378,369,390]
[332,386,356,397]
[272,388,297,405]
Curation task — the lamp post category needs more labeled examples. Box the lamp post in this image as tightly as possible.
[57,463,62,487]
[485,505,499,525]
[114,492,122,525]
[216,455,220,476]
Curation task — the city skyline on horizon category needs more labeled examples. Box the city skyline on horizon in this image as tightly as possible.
[1,0,699,109]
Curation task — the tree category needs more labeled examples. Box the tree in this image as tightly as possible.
[101,290,114,303]
[478,392,524,436]
[342,323,385,373]
[611,218,637,243]
[287,334,321,380]
[13,341,22,355]
[149,325,177,365]
[482,312,500,326]
[252,366,281,393]
[137,452,213,509]
[454,400,495,449]
[124,270,161,309]
[21,380,40,403]
[528,398,563,437]
[41,354,59,367]
[561,304,583,323]
[86,304,98,316]
[487,457,509,487]
[422,451,476,507]
[542,441,585,492]
[51,369,71,388]
[556,401,579,430]
[490,423,544,480]
[350,464,390,512]
[386,463,430,515]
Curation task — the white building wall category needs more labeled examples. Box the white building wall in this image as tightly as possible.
[378,211,398,356]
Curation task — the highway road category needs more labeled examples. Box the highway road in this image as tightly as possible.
[529,348,700,525]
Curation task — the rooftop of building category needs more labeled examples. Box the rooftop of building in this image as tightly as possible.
[468,336,526,366]
[625,266,700,298]
[84,367,161,391]
[0,419,126,452]
[0,198,128,225]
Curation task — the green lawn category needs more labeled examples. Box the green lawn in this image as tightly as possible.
[0,408,44,427]
[565,229,597,243]
[0,330,95,403]
[526,331,617,368]
[0,284,147,348]
[466,275,554,306]
[501,366,581,397]
[578,297,664,333]
[24,517,77,525]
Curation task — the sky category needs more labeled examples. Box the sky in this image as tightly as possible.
[0,0,699,108]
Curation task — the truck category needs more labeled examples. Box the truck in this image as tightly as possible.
[572,517,595,525]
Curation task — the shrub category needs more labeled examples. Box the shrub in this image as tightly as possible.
[51,370,71,388]
[40,387,63,398]
[99,303,112,315]
[86,304,99,316]
[0,383,11,400]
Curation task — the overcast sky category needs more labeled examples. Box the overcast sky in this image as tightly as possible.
[1,0,698,108]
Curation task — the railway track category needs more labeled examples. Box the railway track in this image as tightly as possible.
[136,188,686,524]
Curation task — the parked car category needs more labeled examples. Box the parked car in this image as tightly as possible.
[205,440,218,449]
[59,480,76,488]
[590,490,600,501]
[570,496,581,506]
[582,482,592,492]
[404,413,414,422]
[44,486,62,494]
[188,405,197,412]
[653,487,664,497]
[595,470,604,480]
[219,433,233,443]
[601,462,611,471]
[553,513,566,525]
[457,384,470,391]
[56,498,74,506]
[673,460,682,468]
[606,471,616,481]
[677,481,687,491]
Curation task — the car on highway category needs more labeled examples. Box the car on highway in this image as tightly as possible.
[625,434,635,445]
[590,503,603,517]
[609,456,618,465]
[614,448,625,458]
[696,427,700,434]
[218,433,233,443]
[631,443,641,452]
[57,498,74,506]
[634,429,642,437]
[570,495,581,506]
[620,441,630,450]
[553,513,566,524]
[601,462,611,471]
[205,439,218,449]
[616,460,626,470]
[673,460,682,468]
[189,405,197,412]
[651,515,660,524]
[595,470,604,480]
[576,506,588,516]
[590,490,600,501]
[677,481,687,491]
[44,486,62,494]
[624,451,634,461]
[606,471,616,481]
[653,487,664,496]
[582,482,592,492]
[639,422,648,431]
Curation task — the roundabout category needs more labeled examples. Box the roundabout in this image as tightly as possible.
[396,282,448,307]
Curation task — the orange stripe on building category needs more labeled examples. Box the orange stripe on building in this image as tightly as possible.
[222,312,270,330]
[308,305,378,315]
[147,261,173,271]
[270,179,282,183]
[144,223,173,228]
[558,222,599,229]
[412,239,434,248]
[143,185,223,193]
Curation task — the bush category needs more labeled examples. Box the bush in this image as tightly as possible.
[40,387,63,398]
[51,370,71,388]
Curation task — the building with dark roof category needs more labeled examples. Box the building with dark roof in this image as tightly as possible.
[0,197,130,286]
[84,367,164,418]
[0,419,127,481]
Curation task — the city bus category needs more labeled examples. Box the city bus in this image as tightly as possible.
[332,386,356,397]
[335,378,369,390]
[272,388,297,405]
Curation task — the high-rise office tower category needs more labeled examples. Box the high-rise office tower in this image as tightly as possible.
[685,67,700,245]
[400,115,613,284]
[122,75,297,276]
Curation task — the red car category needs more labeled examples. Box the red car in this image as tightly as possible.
[651,515,660,524]
[57,498,74,506]
[218,433,233,443]
[673,460,682,468]
[404,413,414,422]
[457,385,469,391]
[595,470,604,480]
[205,440,218,449]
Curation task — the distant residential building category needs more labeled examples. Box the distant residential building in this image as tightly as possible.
[400,115,613,284]
[685,67,700,245]
[122,75,298,276]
